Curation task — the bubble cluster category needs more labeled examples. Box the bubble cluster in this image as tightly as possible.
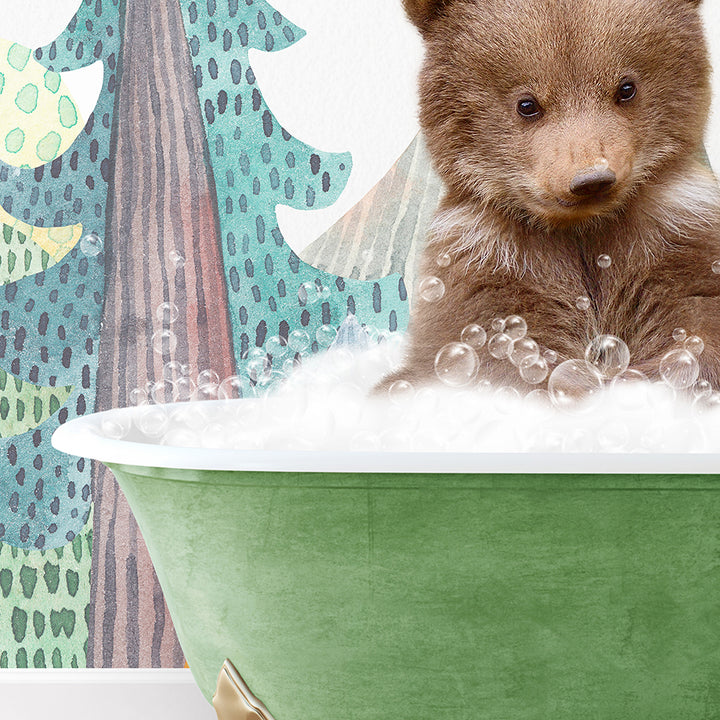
[103,335,717,455]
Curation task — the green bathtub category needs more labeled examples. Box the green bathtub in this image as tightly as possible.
[53,404,720,719]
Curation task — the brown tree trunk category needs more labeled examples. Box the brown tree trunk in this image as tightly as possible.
[90,0,235,667]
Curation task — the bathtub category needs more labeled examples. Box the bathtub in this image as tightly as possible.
[53,401,720,720]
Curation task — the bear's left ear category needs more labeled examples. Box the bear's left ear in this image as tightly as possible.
[403,0,450,33]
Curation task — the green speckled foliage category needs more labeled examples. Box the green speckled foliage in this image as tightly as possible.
[0,368,73,438]
[181,0,409,374]
[0,520,91,668]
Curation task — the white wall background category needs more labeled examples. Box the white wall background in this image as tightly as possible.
[1,0,719,255]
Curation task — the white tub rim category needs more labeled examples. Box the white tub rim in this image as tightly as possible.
[50,401,720,475]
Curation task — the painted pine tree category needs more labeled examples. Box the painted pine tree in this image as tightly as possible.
[181,0,409,371]
[89,0,235,667]
[0,0,122,666]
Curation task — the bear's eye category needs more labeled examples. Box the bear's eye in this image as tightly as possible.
[616,80,637,103]
[517,96,542,119]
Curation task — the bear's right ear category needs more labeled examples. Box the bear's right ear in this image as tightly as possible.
[403,0,449,33]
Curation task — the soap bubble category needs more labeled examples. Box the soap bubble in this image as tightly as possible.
[317,283,331,301]
[672,327,687,342]
[163,360,184,381]
[611,368,648,388]
[194,383,219,402]
[491,317,505,333]
[168,249,185,269]
[434,342,479,387]
[510,337,539,367]
[316,325,337,348]
[525,388,552,406]
[519,355,549,384]
[543,349,558,366]
[388,379,415,404]
[150,380,174,404]
[597,254,612,269]
[246,356,272,385]
[197,369,220,386]
[265,335,288,360]
[418,276,446,302]
[684,335,704,357]
[128,387,148,406]
[245,347,267,364]
[135,406,169,437]
[436,251,452,267]
[460,324,487,350]
[488,333,513,359]
[288,329,311,353]
[693,379,713,399]
[504,315,527,341]
[298,281,319,306]
[80,233,103,256]
[173,376,196,402]
[218,375,255,400]
[156,302,179,325]
[282,357,300,377]
[576,296,591,311]
[101,416,130,440]
[659,348,700,389]
[584,335,630,378]
[152,329,177,356]
[712,260,720,274]
[548,359,604,410]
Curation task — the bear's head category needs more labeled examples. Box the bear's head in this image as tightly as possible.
[404,0,711,229]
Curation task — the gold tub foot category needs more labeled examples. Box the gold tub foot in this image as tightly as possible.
[213,660,277,720]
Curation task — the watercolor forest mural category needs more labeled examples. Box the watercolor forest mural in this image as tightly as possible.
[0,0,441,667]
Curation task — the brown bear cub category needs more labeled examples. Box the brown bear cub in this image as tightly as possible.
[380,0,720,393]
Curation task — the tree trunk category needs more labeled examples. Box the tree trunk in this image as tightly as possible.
[90,0,235,666]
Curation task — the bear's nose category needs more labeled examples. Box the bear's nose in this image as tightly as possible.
[569,167,617,197]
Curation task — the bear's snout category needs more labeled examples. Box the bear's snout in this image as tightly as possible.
[569,166,617,197]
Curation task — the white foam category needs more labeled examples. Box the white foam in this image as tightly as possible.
[115,338,716,454]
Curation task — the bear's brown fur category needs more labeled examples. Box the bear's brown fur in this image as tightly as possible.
[380,0,720,392]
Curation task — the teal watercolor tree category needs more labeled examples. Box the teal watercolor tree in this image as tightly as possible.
[0,0,122,668]
[181,0,409,372]
[0,0,121,551]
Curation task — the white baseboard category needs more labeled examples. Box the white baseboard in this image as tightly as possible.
[0,669,216,720]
